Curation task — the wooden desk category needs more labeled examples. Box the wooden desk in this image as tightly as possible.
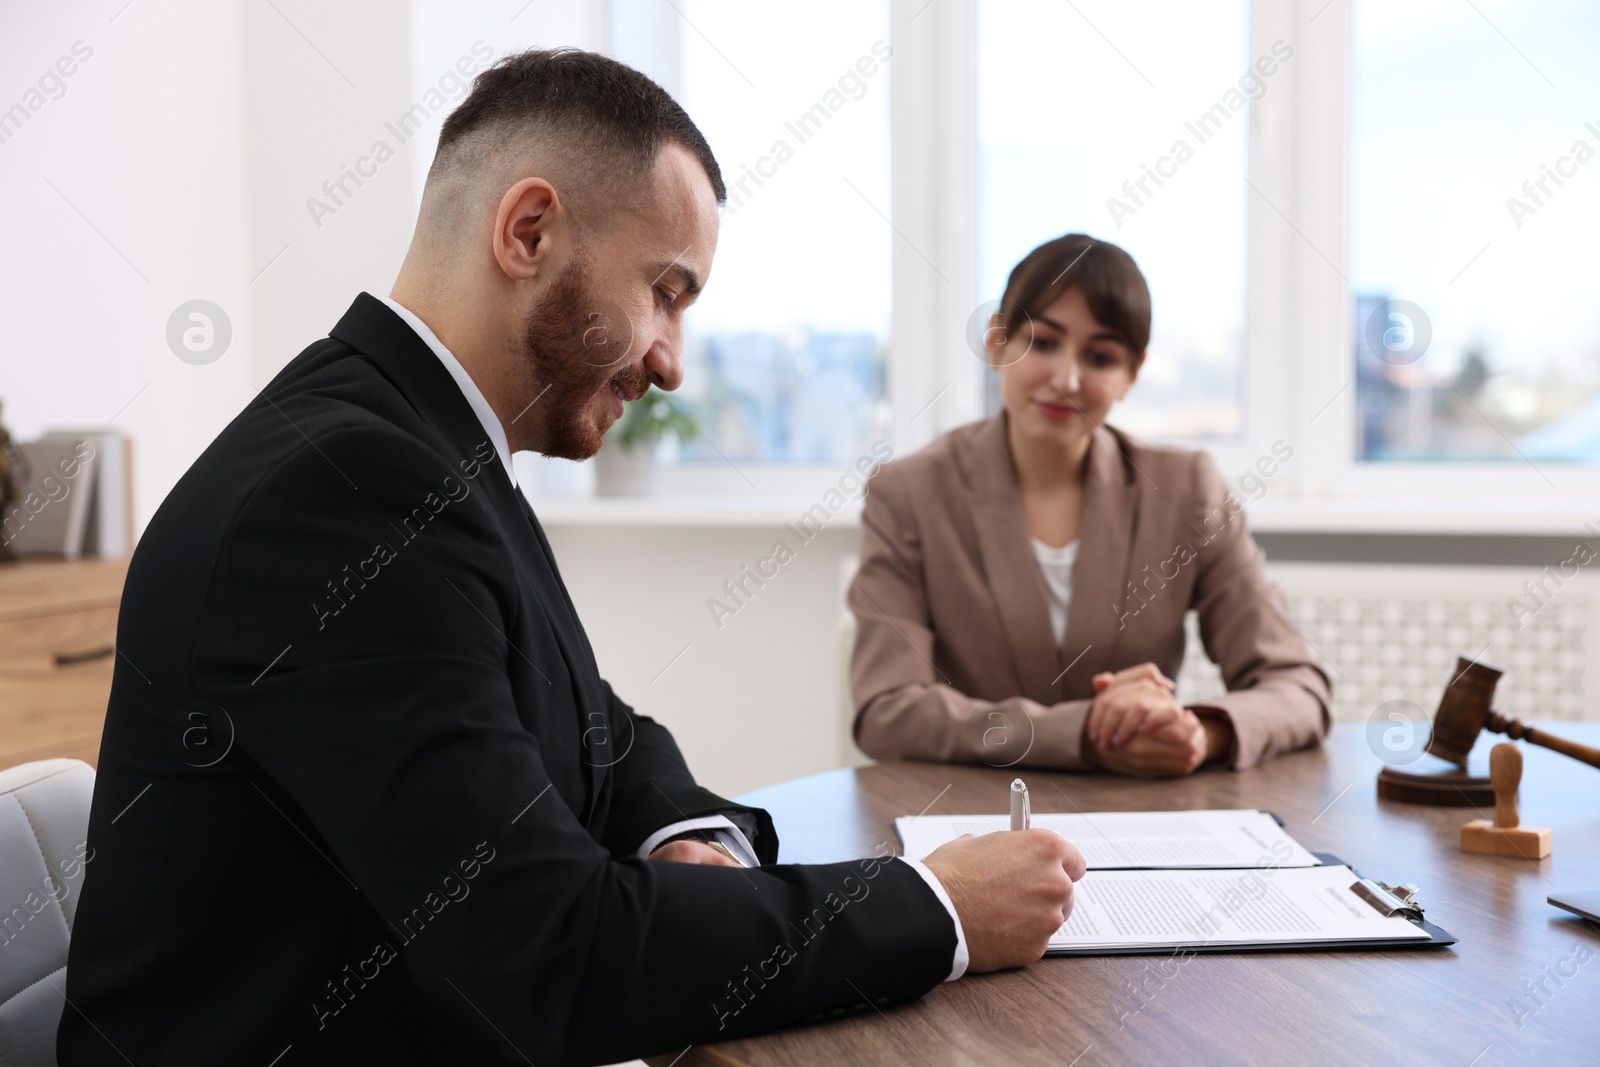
[652,725,1600,1066]
[0,556,129,770]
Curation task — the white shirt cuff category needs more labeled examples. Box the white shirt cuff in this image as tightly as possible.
[636,815,760,868]
[898,857,969,982]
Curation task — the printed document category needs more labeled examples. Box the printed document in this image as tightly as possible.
[895,809,1319,870]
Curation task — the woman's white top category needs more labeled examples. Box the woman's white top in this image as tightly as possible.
[1030,537,1079,644]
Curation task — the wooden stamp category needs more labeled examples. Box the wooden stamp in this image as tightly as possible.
[1461,742,1552,859]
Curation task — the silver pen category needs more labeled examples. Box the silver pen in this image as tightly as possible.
[1010,778,1030,831]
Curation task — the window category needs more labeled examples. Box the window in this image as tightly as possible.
[1350,0,1600,464]
[977,0,1253,443]
[609,0,893,466]
[589,0,1596,510]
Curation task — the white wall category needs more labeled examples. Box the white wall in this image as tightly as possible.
[237,2,418,397]
[1,0,607,533]
[1,0,259,531]
[544,523,860,797]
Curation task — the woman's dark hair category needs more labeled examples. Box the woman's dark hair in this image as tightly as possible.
[997,234,1151,362]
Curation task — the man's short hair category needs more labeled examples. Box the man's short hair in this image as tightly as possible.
[429,47,725,229]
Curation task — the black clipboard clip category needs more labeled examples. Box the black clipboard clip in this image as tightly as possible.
[1351,878,1426,921]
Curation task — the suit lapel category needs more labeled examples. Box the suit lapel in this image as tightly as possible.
[513,493,612,822]
[961,417,1063,703]
[327,293,609,821]
[462,464,612,824]
[1060,427,1140,692]
[961,417,1140,703]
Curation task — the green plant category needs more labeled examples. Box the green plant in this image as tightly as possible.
[609,388,698,452]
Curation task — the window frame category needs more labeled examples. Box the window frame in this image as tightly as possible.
[1295,0,1600,506]
[927,0,1600,513]
[601,0,1600,520]
[910,0,1283,486]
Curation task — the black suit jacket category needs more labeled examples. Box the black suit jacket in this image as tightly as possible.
[59,294,956,1066]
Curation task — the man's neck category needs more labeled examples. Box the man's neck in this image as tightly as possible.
[389,281,525,443]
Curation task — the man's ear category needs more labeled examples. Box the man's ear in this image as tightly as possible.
[492,177,560,283]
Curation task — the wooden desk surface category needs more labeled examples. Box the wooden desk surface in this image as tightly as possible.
[654,724,1600,1067]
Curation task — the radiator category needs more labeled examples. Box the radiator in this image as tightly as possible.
[1177,563,1600,724]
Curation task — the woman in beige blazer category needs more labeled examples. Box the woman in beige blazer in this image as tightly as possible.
[849,234,1330,776]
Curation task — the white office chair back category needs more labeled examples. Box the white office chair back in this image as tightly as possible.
[0,759,96,1067]
[836,553,872,769]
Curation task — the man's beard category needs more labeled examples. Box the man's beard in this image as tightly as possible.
[517,258,650,461]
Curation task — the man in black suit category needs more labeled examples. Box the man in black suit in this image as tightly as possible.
[60,48,1084,1066]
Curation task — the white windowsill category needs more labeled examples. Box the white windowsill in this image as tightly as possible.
[527,493,1600,537]
[1244,499,1600,538]
[528,494,865,530]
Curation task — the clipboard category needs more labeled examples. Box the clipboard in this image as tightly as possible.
[1044,853,1457,957]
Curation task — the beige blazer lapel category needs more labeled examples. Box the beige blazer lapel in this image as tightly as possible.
[1060,426,1140,693]
[959,416,1066,704]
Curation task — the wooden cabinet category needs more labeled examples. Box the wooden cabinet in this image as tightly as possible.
[0,557,129,770]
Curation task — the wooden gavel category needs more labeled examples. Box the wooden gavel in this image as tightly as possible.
[1426,657,1600,771]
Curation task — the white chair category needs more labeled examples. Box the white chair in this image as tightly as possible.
[837,609,871,768]
[0,759,96,1067]
[836,554,871,769]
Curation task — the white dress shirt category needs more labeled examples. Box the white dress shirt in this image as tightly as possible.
[1031,538,1080,644]
[378,294,968,981]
